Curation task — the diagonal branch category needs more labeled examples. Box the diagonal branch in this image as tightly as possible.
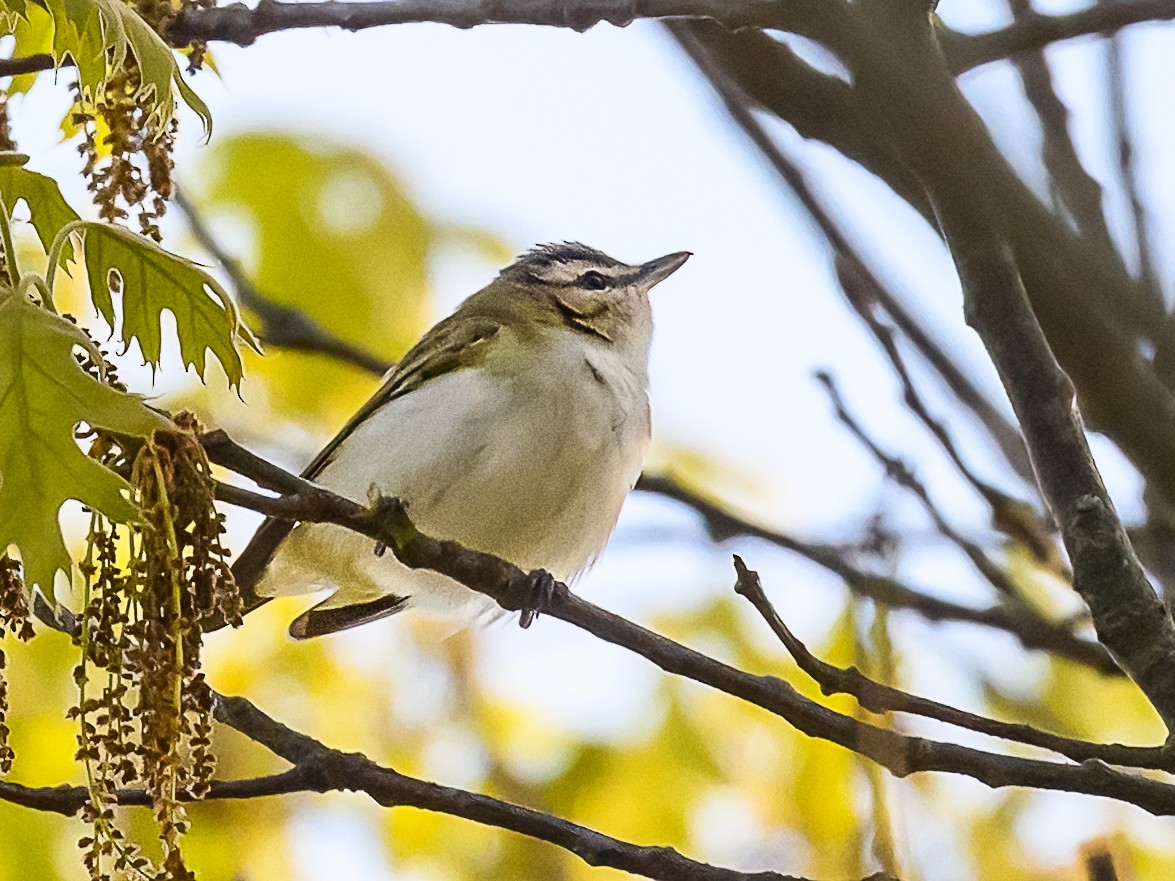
[1104,28,1162,318]
[837,7,1175,730]
[942,203,1175,733]
[174,190,393,376]
[944,0,1175,73]
[668,22,1034,484]
[210,693,860,881]
[201,430,1175,813]
[816,370,1025,600]
[686,14,1175,507]
[731,556,1173,772]
[637,474,1114,674]
[999,0,1120,271]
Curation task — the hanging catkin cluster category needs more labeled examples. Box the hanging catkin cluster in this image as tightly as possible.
[0,557,33,776]
[67,0,206,240]
[70,411,241,881]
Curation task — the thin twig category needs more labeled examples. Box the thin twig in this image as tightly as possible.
[174,190,392,376]
[636,474,1117,675]
[1003,0,1113,244]
[839,4,1175,730]
[670,26,1036,485]
[1102,26,1165,333]
[834,290,1058,569]
[800,9,1175,509]
[999,0,1128,319]
[731,556,1173,771]
[816,371,1027,600]
[832,256,1037,497]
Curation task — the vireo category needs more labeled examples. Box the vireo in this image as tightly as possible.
[234,243,690,638]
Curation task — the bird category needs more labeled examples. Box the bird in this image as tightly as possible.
[230,242,690,639]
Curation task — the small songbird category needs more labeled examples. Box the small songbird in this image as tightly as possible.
[232,243,690,638]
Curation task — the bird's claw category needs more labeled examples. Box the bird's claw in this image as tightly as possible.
[518,568,557,629]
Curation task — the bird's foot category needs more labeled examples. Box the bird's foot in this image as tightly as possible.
[518,568,557,629]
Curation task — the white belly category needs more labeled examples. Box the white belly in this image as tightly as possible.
[259,332,650,616]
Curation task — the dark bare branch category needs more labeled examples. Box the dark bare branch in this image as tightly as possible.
[1103,29,1166,350]
[686,15,1175,508]
[732,556,1172,771]
[201,431,1175,814]
[945,0,1175,73]
[667,22,935,224]
[637,473,1115,674]
[817,370,1027,600]
[829,281,1059,571]
[943,205,1175,731]
[0,700,853,881]
[669,21,1035,484]
[168,0,843,48]
[0,54,56,78]
[210,693,855,881]
[832,19,1175,718]
[1000,0,1120,272]
[174,190,392,376]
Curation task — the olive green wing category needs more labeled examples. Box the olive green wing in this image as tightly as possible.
[221,313,505,616]
[299,313,504,479]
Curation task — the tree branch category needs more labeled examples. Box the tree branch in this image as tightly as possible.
[0,54,56,78]
[834,8,1175,731]
[0,697,872,881]
[211,693,861,881]
[174,190,393,376]
[945,0,1175,73]
[668,20,1035,486]
[684,15,1175,509]
[7,0,1173,83]
[637,477,1115,675]
[942,203,1175,733]
[999,0,1121,277]
[816,370,1025,601]
[201,430,1175,814]
[731,556,1174,772]
[167,0,842,48]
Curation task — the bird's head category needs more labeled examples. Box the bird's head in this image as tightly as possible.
[494,242,690,352]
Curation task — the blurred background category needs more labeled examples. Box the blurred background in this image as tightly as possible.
[4,0,1175,877]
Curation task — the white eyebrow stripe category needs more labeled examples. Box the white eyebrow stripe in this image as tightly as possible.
[526,259,617,285]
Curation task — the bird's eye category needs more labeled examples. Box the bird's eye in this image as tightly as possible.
[578,270,608,291]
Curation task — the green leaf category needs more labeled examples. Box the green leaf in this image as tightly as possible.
[0,0,29,28]
[0,164,81,266]
[0,289,172,599]
[77,222,257,387]
[40,0,212,138]
[4,1,52,96]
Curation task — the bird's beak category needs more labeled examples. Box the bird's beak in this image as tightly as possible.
[637,251,691,289]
